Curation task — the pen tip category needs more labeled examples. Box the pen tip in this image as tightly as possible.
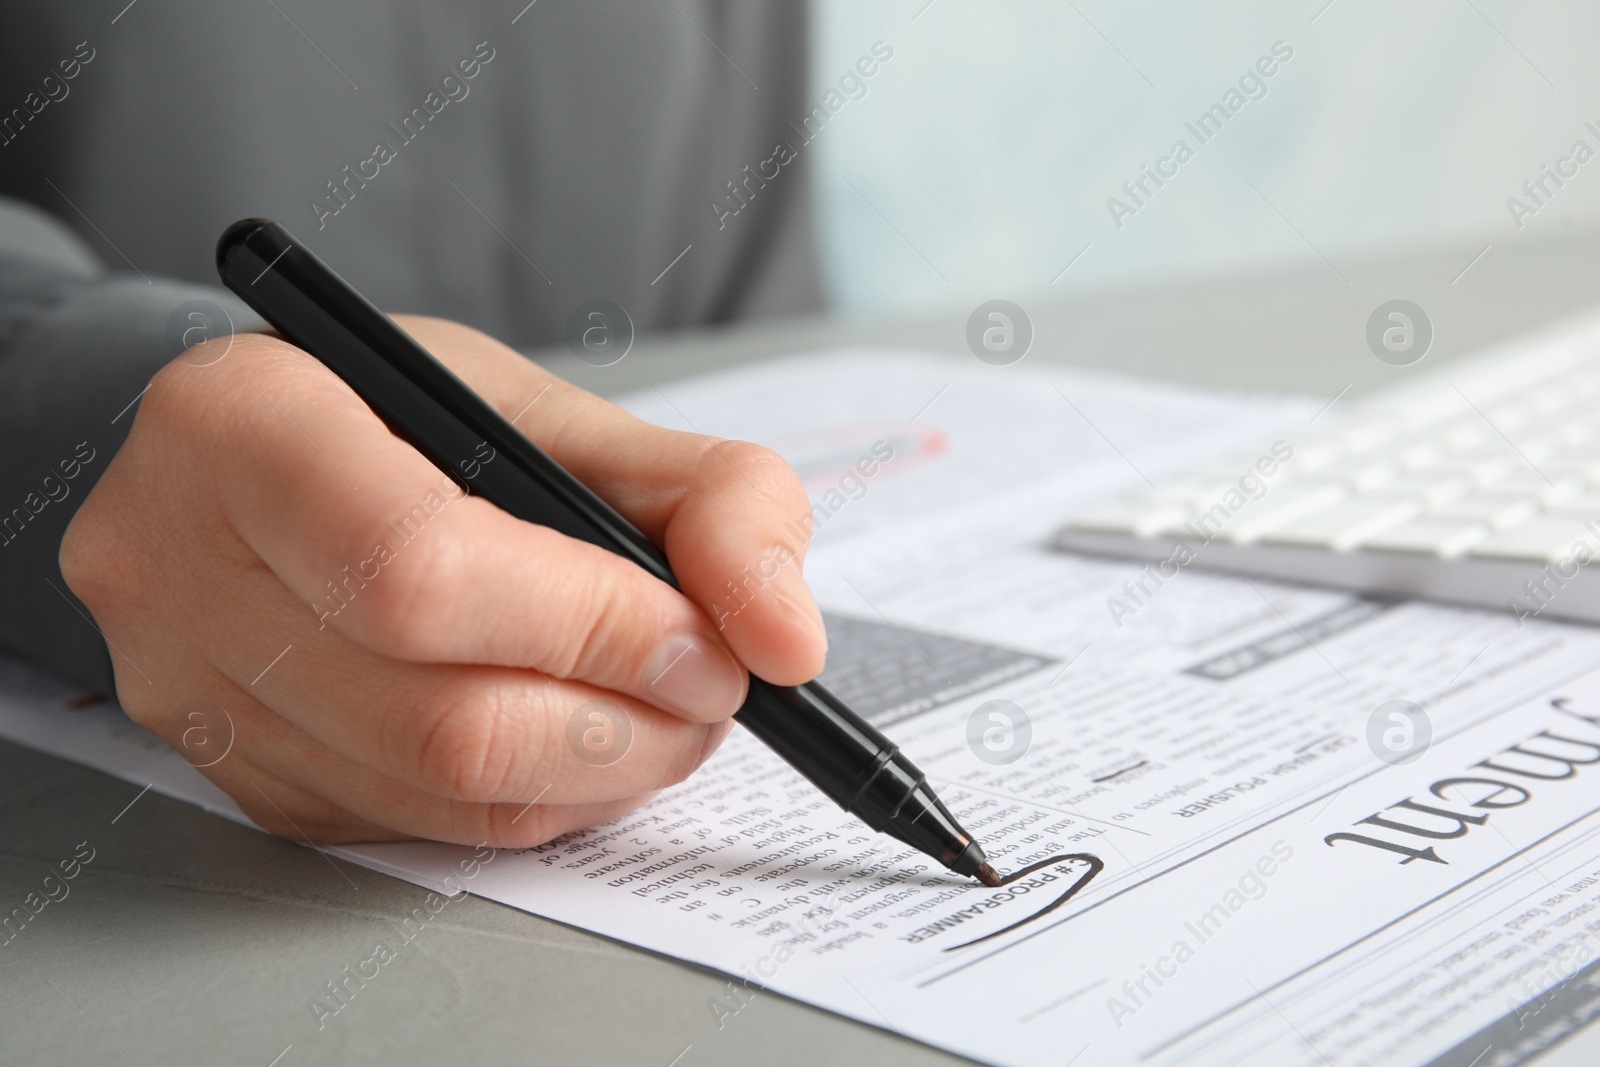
[975,863,1002,888]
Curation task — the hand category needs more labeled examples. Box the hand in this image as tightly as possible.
[60,316,827,847]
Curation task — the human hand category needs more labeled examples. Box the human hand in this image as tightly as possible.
[60,315,827,846]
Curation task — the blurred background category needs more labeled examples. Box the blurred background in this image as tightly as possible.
[811,0,1593,317]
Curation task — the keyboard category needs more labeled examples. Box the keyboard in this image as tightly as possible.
[1055,310,1600,624]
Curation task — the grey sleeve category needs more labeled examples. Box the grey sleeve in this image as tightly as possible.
[0,196,259,693]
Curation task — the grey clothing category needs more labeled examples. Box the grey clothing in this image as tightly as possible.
[0,1,819,692]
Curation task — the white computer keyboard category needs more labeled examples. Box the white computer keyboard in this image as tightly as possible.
[1055,309,1600,624]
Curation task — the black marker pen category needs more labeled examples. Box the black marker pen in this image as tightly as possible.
[216,218,1001,887]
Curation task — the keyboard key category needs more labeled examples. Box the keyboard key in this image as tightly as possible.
[1433,454,1517,486]
[1489,411,1536,435]
[1511,432,1572,461]
[1516,438,1562,464]
[1542,480,1583,505]
[1396,440,1446,469]
[1431,491,1540,529]
[1437,420,1493,450]
[1553,421,1596,445]
[1525,384,1572,415]
[1362,517,1491,557]
[1466,516,1600,563]
[1290,442,1343,474]
[1220,483,1352,542]
[1343,459,1401,490]
[1539,457,1600,484]
[1382,472,1472,505]
[1556,441,1600,462]
[1140,480,1217,505]
[1545,492,1600,517]
[1260,497,1423,550]
[1070,501,1193,538]
[1478,467,1579,497]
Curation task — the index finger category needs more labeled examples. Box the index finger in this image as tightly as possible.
[398,316,830,687]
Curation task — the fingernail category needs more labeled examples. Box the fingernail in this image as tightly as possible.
[771,564,828,652]
[641,632,748,720]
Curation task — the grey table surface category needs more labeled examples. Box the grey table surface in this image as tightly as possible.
[9,228,1600,1067]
